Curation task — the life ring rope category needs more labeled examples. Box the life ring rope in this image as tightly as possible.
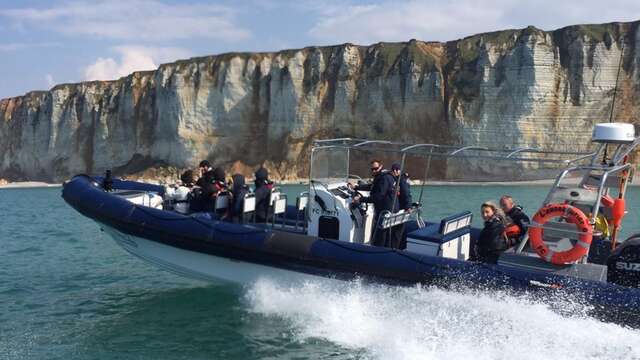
[528,203,593,265]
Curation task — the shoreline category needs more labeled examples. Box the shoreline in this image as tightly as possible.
[1,177,637,189]
[0,181,62,189]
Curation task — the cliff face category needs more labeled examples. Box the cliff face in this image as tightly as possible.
[1,21,639,182]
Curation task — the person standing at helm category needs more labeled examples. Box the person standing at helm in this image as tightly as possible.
[353,160,398,247]
[500,195,530,245]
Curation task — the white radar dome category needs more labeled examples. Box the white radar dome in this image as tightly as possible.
[592,123,635,143]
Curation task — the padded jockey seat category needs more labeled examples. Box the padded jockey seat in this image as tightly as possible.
[406,211,472,260]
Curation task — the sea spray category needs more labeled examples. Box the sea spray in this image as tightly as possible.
[245,278,640,360]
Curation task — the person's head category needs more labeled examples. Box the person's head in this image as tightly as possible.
[213,167,226,182]
[370,160,383,176]
[203,169,215,183]
[198,160,211,175]
[255,167,269,184]
[232,174,245,190]
[499,195,514,213]
[180,169,195,186]
[481,201,502,221]
[391,163,401,177]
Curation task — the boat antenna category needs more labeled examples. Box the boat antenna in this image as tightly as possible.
[604,36,625,164]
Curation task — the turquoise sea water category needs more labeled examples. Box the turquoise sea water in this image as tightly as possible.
[2,186,640,360]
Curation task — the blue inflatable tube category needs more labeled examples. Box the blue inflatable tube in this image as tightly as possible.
[62,175,640,326]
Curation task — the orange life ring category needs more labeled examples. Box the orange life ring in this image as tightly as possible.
[529,203,593,265]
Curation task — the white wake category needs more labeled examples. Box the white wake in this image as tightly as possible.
[245,278,640,360]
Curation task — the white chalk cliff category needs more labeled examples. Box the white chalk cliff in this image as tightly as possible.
[1,21,639,182]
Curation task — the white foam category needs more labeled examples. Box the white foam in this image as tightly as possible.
[245,278,640,360]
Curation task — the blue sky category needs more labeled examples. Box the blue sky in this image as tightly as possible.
[1,0,639,99]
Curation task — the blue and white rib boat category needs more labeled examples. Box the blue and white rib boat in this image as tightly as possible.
[62,122,640,326]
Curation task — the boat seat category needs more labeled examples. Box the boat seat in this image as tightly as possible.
[408,211,473,240]
[498,253,607,282]
[407,225,470,244]
[406,211,473,260]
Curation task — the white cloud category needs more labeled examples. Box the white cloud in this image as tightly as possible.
[84,45,192,81]
[0,0,250,41]
[306,0,640,45]
[45,74,56,87]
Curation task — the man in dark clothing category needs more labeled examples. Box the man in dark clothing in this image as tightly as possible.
[254,167,274,223]
[391,163,412,211]
[200,170,219,212]
[190,169,214,212]
[196,160,213,188]
[500,195,530,243]
[230,174,250,223]
[212,167,227,190]
[354,160,399,247]
[391,163,412,249]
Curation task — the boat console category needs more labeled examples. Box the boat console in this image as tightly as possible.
[307,181,375,243]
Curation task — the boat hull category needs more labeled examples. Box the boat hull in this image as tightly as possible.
[62,175,640,326]
[102,224,326,285]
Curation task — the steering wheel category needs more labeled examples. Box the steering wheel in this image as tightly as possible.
[349,190,368,212]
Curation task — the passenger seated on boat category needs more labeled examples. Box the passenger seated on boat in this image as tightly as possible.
[164,170,194,214]
[230,174,250,223]
[500,195,530,245]
[472,201,508,264]
[190,169,226,212]
[172,170,196,214]
[253,167,274,223]
[212,167,230,217]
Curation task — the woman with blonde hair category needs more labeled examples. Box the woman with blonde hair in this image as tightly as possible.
[473,201,508,264]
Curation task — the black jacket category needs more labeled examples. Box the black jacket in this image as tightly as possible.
[254,180,273,222]
[363,171,399,214]
[397,173,412,210]
[506,205,530,236]
[476,216,507,263]
[230,174,250,219]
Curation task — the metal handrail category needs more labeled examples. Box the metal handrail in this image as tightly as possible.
[354,140,394,147]
[449,146,489,156]
[312,138,599,165]
[506,147,537,158]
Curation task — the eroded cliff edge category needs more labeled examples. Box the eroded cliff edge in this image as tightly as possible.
[1,21,639,182]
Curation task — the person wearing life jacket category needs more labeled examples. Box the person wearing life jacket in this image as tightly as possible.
[473,201,508,264]
[353,160,399,247]
[190,169,213,212]
[254,167,274,223]
[499,195,530,245]
[209,167,229,216]
[230,173,251,223]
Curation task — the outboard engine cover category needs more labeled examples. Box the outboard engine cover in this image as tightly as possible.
[607,236,640,287]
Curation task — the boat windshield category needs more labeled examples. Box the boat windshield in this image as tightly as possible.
[310,146,349,185]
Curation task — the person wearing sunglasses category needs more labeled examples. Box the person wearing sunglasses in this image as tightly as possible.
[353,160,399,247]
